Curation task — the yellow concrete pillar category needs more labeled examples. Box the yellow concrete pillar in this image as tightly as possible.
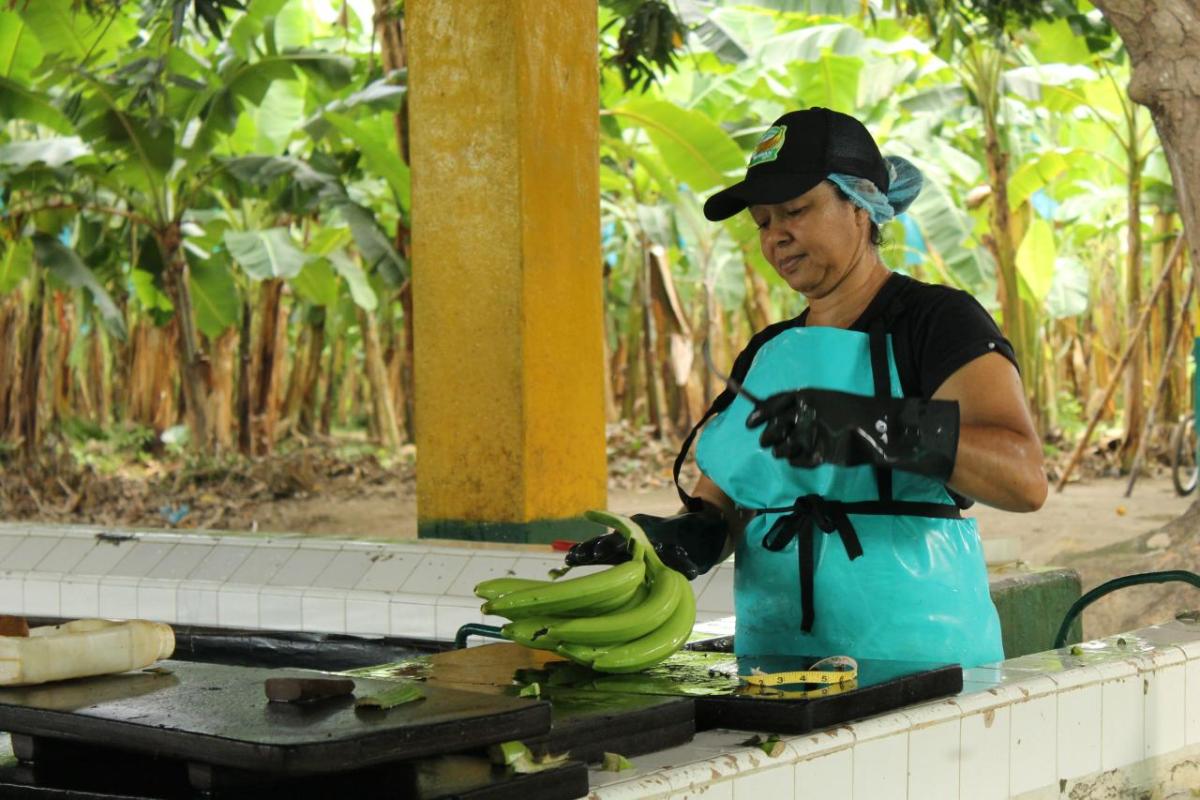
[408,0,607,542]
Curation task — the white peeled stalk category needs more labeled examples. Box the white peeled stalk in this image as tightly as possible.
[0,619,175,687]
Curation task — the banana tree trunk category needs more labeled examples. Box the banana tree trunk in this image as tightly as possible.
[237,298,253,455]
[298,311,326,435]
[209,328,238,453]
[158,226,211,453]
[251,279,286,456]
[0,292,23,438]
[358,306,402,450]
[18,270,45,460]
[318,331,343,436]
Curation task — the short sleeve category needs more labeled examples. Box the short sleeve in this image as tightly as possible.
[912,289,1018,398]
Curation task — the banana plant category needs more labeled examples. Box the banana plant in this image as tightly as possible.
[0,0,401,454]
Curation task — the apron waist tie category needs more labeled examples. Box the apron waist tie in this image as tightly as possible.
[758,495,962,633]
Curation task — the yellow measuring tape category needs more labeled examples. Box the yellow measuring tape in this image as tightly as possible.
[735,656,858,700]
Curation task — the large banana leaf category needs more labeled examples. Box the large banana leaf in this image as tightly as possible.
[302,79,407,139]
[1045,255,1089,319]
[328,250,378,312]
[31,234,127,340]
[1015,217,1056,304]
[320,111,411,208]
[188,254,241,338]
[18,0,135,63]
[292,257,340,308]
[0,11,42,80]
[229,77,307,156]
[224,228,310,281]
[0,76,73,133]
[0,137,89,168]
[0,238,32,294]
[607,99,745,194]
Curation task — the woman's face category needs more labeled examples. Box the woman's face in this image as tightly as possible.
[749,181,871,297]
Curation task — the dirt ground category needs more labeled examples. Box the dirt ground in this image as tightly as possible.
[4,437,1199,640]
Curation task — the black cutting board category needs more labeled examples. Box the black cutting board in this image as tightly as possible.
[695,655,963,734]
[348,644,696,762]
[0,661,551,776]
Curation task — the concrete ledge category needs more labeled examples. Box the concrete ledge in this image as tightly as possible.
[990,566,1083,658]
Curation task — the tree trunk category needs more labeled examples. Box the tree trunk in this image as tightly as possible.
[318,332,344,435]
[236,298,253,455]
[208,328,238,453]
[87,319,110,426]
[358,307,402,450]
[158,227,212,453]
[251,279,286,456]
[18,270,45,460]
[398,283,416,441]
[298,310,326,436]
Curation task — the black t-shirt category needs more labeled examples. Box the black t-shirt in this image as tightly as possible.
[779,272,1018,399]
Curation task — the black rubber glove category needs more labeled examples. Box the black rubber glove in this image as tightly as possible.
[745,388,959,483]
[564,505,729,580]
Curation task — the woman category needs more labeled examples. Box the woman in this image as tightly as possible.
[570,107,1046,669]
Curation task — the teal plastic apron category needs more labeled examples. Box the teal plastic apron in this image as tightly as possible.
[686,310,1004,669]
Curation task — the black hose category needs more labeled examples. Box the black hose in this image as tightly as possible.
[1054,570,1200,649]
[454,623,505,649]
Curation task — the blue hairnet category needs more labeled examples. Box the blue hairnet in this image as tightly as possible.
[826,155,924,225]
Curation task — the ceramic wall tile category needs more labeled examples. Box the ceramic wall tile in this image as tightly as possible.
[904,699,962,800]
[59,577,99,618]
[1143,647,1187,760]
[97,578,140,619]
[259,588,304,631]
[435,596,483,642]
[21,578,59,617]
[136,581,177,624]
[301,591,346,634]
[71,540,135,577]
[34,538,96,574]
[666,782,733,800]
[228,545,298,586]
[354,552,424,593]
[188,545,254,583]
[446,556,519,598]
[175,583,220,626]
[1099,662,1144,770]
[957,705,1011,800]
[1008,679,1057,797]
[268,549,338,588]
[312,550,376,590]
[794,747,853,797]
[0,534,26,564]
[399,554,470,596]
[731,766,793,799]
[146,544,213,581]
[389,595,437,639]
[217,587,260,628]
[907,716,959,799]
[506,556,569,582]
[3,537,58,571]
[345,591,390,636]
[1056,681,1103,780]
[1188,656,1200,745]
[852,732,908,800]
[109,542,174,578]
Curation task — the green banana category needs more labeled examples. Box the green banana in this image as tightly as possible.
[474,576,550,602]
[501,618,562,651]
[555,641,605,666]
[484,557,646,618]
[545,565,684,645]
[589,575,696,674]
[559,581,646,617]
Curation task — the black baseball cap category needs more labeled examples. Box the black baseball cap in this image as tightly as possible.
[703,108,889,222]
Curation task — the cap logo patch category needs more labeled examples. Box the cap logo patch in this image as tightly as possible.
[749,125,786,167]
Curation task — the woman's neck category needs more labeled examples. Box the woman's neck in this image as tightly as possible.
[804,256,892,329]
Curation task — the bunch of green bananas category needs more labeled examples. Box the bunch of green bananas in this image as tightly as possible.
[475,510,696,674]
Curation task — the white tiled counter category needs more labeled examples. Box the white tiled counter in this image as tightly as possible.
[0,522,736,640]
[586,621,1200,799]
